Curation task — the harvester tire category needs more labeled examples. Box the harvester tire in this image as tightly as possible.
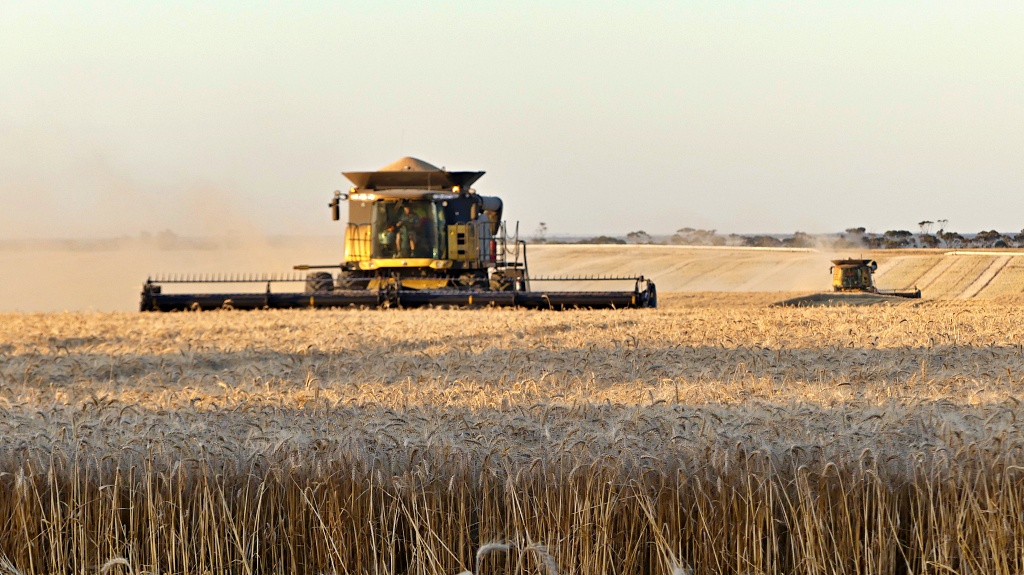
[305,272,334,293]
[335,271,358,290]
[456,272,488,289]
[489,273,515,291]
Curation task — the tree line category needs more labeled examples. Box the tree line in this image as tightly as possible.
[539,224,1024,249]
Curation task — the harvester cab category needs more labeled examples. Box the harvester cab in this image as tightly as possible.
[140,157,657,311]
[324,157,519,291]
[830,258,921,298]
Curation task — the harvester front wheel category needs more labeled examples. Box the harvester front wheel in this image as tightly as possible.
[305,271,334,293]
[489,273,514,291]
[335,271,358,290]
[455,272,488,289]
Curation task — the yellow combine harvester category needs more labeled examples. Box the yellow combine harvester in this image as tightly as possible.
[141,157,656,311]
[831,258,921,298]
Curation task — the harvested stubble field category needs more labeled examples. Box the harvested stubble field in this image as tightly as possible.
[2,294,1024,574]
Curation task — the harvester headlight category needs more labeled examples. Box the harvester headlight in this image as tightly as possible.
[350,192,376,202]
[452,186,460,194]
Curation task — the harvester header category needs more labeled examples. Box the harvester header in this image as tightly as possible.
[140,157,657,311]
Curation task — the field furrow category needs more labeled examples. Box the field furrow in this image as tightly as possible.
[959,255,1012,299]
[977,256,1024,298]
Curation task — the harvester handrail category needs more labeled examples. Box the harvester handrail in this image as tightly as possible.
[147,273,307,284]
[528,275,647,282]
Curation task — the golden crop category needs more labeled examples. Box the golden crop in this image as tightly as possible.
[1,293,1022,574]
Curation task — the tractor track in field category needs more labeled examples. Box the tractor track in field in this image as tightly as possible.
[911,257,958,292]
[958,256,1012,299]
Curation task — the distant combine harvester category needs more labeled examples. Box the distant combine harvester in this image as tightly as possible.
[830,258,921,298]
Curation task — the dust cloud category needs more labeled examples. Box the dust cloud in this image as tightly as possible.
[0,236,345,312]
[2,243,837,313]
[0,188,339,312]
[0,129,349,312]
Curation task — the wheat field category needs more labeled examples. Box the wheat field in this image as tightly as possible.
[1,294,1024,574]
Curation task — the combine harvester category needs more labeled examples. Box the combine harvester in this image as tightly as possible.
[775,258,920,306]
[830,258,921,298]
[141,157,656,311]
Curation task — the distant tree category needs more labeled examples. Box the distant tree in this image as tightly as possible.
[743,235,783,247]
[918,221,934,234]
[725,233,748,247]
[841,227,868,247]
[972,230,1006,248]
[669,229,685,244]
[534,222,548,243]
[670,228,720,246]
[884,230,914,239]
[1013,229,1024,246]
[626,230,652,244]
[882,230,914,248]
[940,231,965,248]
[670,228,695,245]
[784,232,816,248]
[866,235,887,249]
[578,235,626,245]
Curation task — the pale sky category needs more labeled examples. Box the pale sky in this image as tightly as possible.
[2,1,1022,239]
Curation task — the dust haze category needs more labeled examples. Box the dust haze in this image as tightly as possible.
[0,236,346,313]
[5,241,1024,312]
[0,192,333,312]
[0,130,344,312]
[1,242,832,313]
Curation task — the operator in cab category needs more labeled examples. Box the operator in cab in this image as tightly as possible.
[390,203,420,257]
